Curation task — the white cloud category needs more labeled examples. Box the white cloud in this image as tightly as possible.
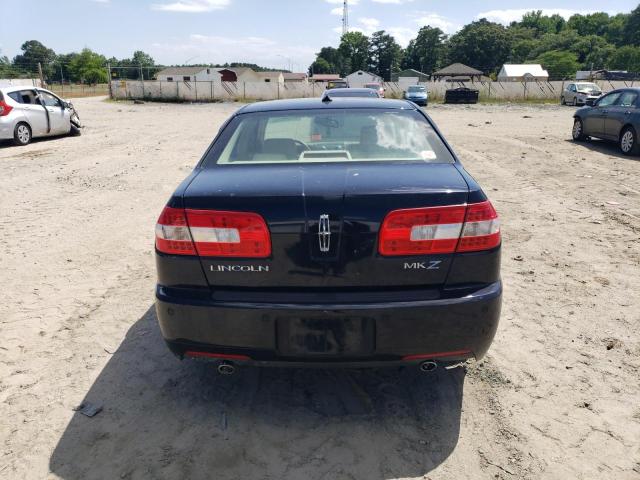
[90,0,110,3]
[477,8,601,24]
[330,7,343,15]
[358,17,380,35]
[414,13,459,34]
[386,27,416,47]
[325,0,359,4]
[371,0,402,3]
[151,33,316,70]
[152,0,230,13]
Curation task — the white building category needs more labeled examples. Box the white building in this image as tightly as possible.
[345,70,383,86]
[156,67,221,82]
[497,64,549,82]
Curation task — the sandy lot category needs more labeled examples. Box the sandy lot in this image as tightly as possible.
[1,97,639,480]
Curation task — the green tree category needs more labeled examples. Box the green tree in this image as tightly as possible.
[535,50,580,79]
[12,40,57,78]
[610,45,640,72]
[518,11,565,36]
[605,13,629,46]
[309,57,332,75]
[68,48,108,84]
[567,12,612,37]
[572,35,614,69]
[368,30,403,81]
[401,26,446,74]
[310,46,347,76]
[447,19,512,74]
[624,4,640,45]
[338,32,370,73]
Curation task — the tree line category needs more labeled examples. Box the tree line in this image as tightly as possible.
[0,41,284,84]
[310,6,640,80]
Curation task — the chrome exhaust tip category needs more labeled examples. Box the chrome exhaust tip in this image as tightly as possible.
[419,360,438,373]
[217,361,236,375]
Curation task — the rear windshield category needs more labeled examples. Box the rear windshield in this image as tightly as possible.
[408,86,425,92]
[204,109,455,166]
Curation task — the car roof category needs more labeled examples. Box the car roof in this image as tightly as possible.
[326,87,379,94]
[238,97,415,113]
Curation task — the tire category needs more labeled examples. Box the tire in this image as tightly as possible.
[572,118,587,141]
[13,122,31,146]
[572,97,577,106]
[619,126,639,155]
[560,96,565,105]
[69,124,81,136]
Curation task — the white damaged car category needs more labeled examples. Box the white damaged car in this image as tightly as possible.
[0,86,82,146]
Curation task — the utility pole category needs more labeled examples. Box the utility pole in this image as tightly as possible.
[342,0,349,36]
[107,63,112,99]
[37,62,44,87]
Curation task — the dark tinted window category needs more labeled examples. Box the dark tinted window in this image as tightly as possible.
[597,92,621,107]
[617,91,638,107]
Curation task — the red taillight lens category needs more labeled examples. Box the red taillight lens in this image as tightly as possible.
[0,100,13,117]
[457,201,501,252]
[379,205,467,255]
[155,206,197,255]
[378,201,500,256]
[155,207,271,258]
[185,209,271,258]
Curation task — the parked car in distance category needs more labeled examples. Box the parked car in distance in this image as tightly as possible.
[323,87,380,99]
[572,87,640,155]
[326,80,349,89]
[0,86,81,146]
[561,82,603,106]
[403,85,428,106]
[154,97,502,374]
[364,82,385,98]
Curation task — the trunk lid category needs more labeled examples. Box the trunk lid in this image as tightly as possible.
[183,163,469,289]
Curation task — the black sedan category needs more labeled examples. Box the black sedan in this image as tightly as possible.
[154,97,502,373]
[572,87,640,155]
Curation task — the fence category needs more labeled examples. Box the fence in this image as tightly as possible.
[111,79,638,103]
[48,83,109,98]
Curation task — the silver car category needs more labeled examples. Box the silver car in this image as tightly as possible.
[561,82,603,106]
[0,86,81,146]
[403,85,428,106]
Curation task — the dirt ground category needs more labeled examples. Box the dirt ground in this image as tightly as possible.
[1,97,639,480]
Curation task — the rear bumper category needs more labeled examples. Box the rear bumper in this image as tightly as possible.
[155,281,501,366]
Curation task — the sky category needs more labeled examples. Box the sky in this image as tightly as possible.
[1,0,637,71]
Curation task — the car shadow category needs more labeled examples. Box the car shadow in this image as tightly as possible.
[50,305,465,480]
[566,138,639,160]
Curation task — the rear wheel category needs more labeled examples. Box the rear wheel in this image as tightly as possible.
[13,122,31,146]
[572,118,586,141]
[619,126,639,155]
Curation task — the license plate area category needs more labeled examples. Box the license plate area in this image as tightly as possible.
[277,317,375,357]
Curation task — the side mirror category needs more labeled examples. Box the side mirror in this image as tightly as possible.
[586,99,595,107]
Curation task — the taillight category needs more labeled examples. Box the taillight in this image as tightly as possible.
[186,209,271,258]
[378,200,500,256]
[0,100,13,117]
[155,206,197,255]
[155,206,271,258]
[457,200,500,252]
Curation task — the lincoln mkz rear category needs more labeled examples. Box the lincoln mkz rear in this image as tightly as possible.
[154,97,502,372]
